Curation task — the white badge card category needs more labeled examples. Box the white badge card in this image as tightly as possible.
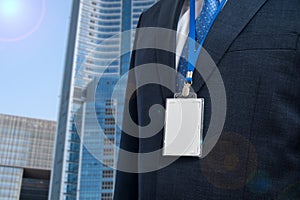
[163,98,204,157]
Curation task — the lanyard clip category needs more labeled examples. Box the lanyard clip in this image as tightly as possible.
[182,82,192,97]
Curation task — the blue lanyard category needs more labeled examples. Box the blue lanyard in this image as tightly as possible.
[186,0,226,83]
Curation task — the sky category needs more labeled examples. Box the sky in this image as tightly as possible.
[0,0,73,121]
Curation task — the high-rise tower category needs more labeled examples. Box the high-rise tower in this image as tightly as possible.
[49,1,156,199]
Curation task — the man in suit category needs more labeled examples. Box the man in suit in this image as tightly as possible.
[114,0,300,199]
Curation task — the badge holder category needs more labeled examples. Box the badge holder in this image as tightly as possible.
[162,0,225,158]
[163,83,204,157]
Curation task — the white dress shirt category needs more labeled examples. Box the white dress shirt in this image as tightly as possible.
[176,0,224,70]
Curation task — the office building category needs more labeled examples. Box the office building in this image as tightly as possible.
[50,0,156,199]
[0,113,56,199]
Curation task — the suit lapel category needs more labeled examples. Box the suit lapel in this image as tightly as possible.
[192,0,269,93]
[156,0,184,100]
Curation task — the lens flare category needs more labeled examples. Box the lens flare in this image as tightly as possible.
[0,0,46,42]
[0,0,21,17]
[247,170,272,194]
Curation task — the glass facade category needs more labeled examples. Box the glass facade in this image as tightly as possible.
[50,0,157,200]
[0,166,23,200]
[0,114,56,200]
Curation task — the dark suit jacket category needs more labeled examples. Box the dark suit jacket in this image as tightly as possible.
[114,0,300,199]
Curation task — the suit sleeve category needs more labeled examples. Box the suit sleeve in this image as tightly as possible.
[113,13,144,200]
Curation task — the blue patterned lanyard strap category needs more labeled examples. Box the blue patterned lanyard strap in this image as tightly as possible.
[177,0,226,92]
[187,0,226,82]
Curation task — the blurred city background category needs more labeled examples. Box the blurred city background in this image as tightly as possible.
[0,0,157,199]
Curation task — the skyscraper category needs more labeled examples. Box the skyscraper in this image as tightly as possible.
[0,114,56,199]
[49,1,156,199]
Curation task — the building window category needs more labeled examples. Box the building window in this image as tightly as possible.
[104,128,115,135]
[103,148,114,156]
[101,192,113,199]
[105,118,115,125]
[105,99,115,106]
[102,170,114,178]
[105,108,116,115]
[103,159,114,166]
[102,181,113,190]
[86,59,93,64]
[104,138,115,145]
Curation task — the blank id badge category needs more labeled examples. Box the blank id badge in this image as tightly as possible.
[163,93,204,157]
